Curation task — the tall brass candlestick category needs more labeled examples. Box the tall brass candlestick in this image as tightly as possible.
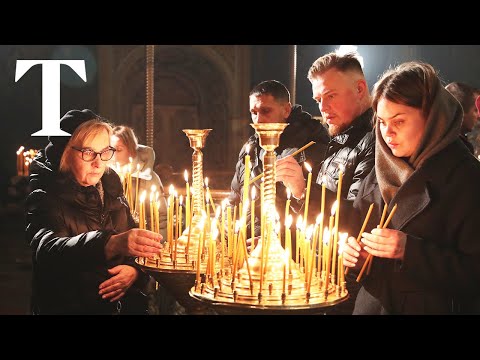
[240,123,289,296]
[176,129,212,250]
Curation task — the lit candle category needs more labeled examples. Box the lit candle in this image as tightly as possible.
[227,205,232,257]
[305,225,313,285]
[195,217,205,288]
[168,185,174,250]
[184,170,190,226]
[178,195,183,237]
[220,200,227,274]
[149,191,154,232]
[332,165,344,282]
[139,191,146,230]
[295,216,303,266]
[242,144,251,209]
[338,232,348,286]
[231,221,241,281]
[303,162,313,225]
[322,227,329,275]
[250,187,256,251]
[127,162,133,207]
[205,177,216,214]
[320,175,326,238]
[307,214,322,292]
[155,192,160,234]
[241,200,249,260]
[134,164,140,214]
[210,218,218,278]
[174,190,179,240]
[285,214,292,259]
[325,202,336,291]
[186,202,194,254]
[205,195,211,237]
[285,187,291,226]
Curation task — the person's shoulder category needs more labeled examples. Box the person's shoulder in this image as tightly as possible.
[237,135,257,157]
[137,144,155,155]
[102,169,123,196]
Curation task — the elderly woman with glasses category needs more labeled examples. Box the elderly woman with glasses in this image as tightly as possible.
[25,109,163,315]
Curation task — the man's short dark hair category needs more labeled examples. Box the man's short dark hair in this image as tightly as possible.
[249,80,290,103]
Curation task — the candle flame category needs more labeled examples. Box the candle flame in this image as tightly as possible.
[136,163,140,171]
[149,192,154,202]
[338,163,345,173]
[323,227,330,245]
[331,200,338,216]
[129,157,133,163]
[296,215,303,229]
[251,186,256,200]
[168,184,174,195]
[184,170,188,182]
[140,190,147,203]
[222,198,228,210]
[304,162,312,173]
[338,232,348,254]
[204,177,209,187]
[316,213,323,224]
[306,224,314,240]
[322,175,327,184]
[243,199,249,214]
[285,214,293,228]
[245,144,250,153]
[179,195,183,205]
[234,220,241,234]
[150,184,156,193]
[215,205,221,218]
[211,219,219,240]
[286,187,291,199]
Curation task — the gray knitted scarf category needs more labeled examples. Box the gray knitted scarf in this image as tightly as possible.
[375,84,463,204]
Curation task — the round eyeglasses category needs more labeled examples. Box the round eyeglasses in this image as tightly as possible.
[71,146,116,162]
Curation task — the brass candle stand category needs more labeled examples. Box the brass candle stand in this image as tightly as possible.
[137,129,229,314]
[190,123,349,314]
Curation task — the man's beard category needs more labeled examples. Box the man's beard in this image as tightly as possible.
[328,123,348,137]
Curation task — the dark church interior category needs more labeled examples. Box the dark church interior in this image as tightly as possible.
[1,45,480,315]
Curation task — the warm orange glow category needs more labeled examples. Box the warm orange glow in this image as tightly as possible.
[331,200,338,216]
[304,161,312,173]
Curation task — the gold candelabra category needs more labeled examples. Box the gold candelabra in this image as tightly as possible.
[189,123,349,314]
[137,128,229,314]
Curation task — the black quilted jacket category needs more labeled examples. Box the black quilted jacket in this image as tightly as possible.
[25,150,149,314]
